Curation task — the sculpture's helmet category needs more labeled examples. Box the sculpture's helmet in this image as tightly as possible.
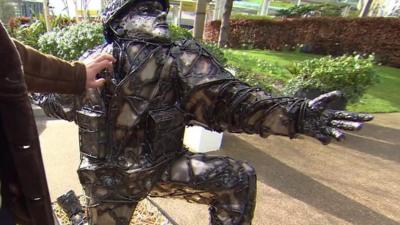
[102,0,170,42]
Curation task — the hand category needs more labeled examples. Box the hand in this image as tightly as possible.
[82,53,115,89]
[297,91,373,144]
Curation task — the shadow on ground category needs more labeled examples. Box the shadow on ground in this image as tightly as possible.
[216,133,400,225]
[340,123,400,163]
[36,120,47,135]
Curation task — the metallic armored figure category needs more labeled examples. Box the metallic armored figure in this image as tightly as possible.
[33,0,373,224]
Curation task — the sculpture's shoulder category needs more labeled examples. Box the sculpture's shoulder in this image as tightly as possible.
[171,39,204,55]
[171,39,218,69]
[171,39,234,88]
[79,43,114,61]
[171,39,224,66]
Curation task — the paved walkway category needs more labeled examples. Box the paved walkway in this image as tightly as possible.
[36,112,400,225]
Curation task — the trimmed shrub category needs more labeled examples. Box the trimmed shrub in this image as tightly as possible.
[228,64,275,93]
[38,22,104,60]
[204,17,400,67]
[202,42,227,65]
[13,15,75,49]
[230,14,275,20]
[283,54,379,103]
[14,20,46,49]
[277,3,348,17]
[8,16,31,35]
[169,24,192,41]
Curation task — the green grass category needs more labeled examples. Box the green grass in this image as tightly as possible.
[224,49,317,81]
[245,0,294,8]
[230,14,275,20]
[270,1,295,8]
[223,49,400,113]
[347,66,400,113]
[245,0,263,3]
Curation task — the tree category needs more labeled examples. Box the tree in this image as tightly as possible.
[193,0,208,40]
[71,0,81,21]
[218,0,233,48]
[359,0,373,17]
[259,0,270,15]
[101,0,113,11]
[373,0,400,16]
[43,0,51,31]
[81,0,92,21]
[385,0,400,16]
[0,0,15,24]
[70,0,92,21]
[61,0,70,16]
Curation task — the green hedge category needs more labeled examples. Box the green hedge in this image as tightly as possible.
[38,22,104,60]
[36,22,226,64]
[277,3,348,17]
[13,15,74,49]
[283,54,379,103]
[204,17,400,67]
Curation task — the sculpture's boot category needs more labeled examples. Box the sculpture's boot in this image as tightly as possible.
[57,190,86,225]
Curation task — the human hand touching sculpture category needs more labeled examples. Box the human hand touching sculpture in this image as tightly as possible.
[83,53,115,88]
[289,91,373,144]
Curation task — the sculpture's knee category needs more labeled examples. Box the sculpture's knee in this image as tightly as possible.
[87,203,136,225]
[238,162,256,225]
[241,161,256,181]
[209,161,257,225]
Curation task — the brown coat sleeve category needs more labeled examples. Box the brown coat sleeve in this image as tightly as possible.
[13,39,86,94]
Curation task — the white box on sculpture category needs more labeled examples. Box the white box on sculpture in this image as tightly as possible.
[183,126,223,153]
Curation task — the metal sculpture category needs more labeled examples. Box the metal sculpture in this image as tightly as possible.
[33,0,373,224]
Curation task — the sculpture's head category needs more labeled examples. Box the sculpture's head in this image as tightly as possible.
[102,0,170,43]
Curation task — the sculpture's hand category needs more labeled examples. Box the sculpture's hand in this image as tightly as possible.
[297,91,373,144]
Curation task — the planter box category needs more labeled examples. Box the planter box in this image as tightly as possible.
[183,126,223,153]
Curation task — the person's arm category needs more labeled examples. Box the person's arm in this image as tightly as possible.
[31,44,113,122]
[13,39,86,94]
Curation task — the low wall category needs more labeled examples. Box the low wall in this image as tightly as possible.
[204,17,400,67]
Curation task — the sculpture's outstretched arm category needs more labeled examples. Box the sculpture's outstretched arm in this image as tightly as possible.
[174,40,373,144]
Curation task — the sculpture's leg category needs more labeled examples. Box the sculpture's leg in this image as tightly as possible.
[150,152,257,225]
[78,157,171,225]
[78,165,139,225]
[86,202,137,225]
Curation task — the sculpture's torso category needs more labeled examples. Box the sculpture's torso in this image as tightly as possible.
[77,41,186,199]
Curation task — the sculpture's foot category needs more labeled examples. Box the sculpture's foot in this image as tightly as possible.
[56,190,86,225]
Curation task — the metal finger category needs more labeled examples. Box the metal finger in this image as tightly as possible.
[308,91,342,110]
[331,110,374,122]
[323,127,345,141]
[314,132,332,145]
[329,120,363,131]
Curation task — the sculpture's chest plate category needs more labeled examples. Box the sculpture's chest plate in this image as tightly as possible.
[111,43,178,128]
[78,42,185,167]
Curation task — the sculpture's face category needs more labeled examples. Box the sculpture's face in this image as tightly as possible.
[114,0,170,41]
